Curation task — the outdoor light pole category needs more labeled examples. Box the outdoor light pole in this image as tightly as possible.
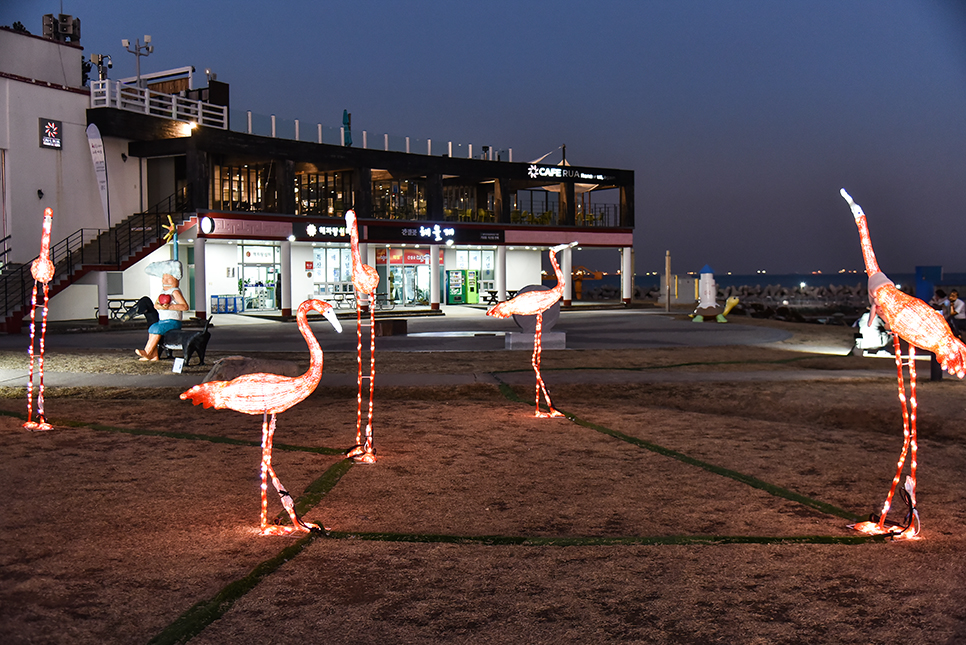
[121,35,153,87]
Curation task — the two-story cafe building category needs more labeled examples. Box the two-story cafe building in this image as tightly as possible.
[87,101,635,317]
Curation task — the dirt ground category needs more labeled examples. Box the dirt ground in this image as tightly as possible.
[2,318,966,644]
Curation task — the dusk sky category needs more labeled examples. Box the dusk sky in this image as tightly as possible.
[4,1,966,276]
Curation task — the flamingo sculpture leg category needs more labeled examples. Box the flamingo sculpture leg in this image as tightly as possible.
[25,208,55,432]
[488,241,577,418]
[180,299,342,535]
[841,189,965,538]
[343,209,380,463]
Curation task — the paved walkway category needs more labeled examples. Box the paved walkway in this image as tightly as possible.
[0,305,898,389]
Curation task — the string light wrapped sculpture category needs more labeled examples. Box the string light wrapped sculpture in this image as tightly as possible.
[180,299,342,535]
[344,209,380,463]
[841,189,966,539]
[488,241,578,418]
[24,207,55,431]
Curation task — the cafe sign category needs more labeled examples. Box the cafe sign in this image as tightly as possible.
[526,164,612,182]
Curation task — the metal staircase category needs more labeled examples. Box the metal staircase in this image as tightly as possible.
[1,185,194,333]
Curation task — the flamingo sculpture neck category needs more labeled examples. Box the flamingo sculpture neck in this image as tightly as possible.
[346,209,379,295]
[31,208,54,284]
[181,299,342,415]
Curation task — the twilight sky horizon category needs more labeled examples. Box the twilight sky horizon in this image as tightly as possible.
[4,0,966,276]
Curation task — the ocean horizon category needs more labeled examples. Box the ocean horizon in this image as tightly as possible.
[571,272,966,292]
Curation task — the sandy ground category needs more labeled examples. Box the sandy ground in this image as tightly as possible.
[2,318,966,644]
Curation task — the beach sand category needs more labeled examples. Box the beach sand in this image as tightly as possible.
[1,318,965,644]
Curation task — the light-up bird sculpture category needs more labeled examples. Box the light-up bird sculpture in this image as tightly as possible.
[344,209,380,464]
[841,189,966,539]
[180,299,342,535]
[24,207,55,431]
[488,241,578,418]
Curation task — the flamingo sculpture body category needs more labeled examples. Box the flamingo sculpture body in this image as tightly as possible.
[180,299,342,535]
[344,209,380,463]
[488,241,577,418]
[24,208,55,431]
[842,189,966,538]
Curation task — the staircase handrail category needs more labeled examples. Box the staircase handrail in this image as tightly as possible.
[0,184,193,322]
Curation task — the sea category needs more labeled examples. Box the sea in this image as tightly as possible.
[628,272,966,293]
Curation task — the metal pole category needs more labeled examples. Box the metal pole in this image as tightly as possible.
[665,250,671,312]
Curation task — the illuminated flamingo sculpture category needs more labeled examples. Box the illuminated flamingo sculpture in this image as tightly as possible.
[180,299,342,535]
[24,207,55,431]
[344,209,380,463]
[841,189,966,539]
[488,241,578,418]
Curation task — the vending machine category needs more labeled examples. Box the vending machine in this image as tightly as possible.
[466,270,479,304]
[446,269,465,304]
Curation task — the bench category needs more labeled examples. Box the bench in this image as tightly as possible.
[95,298,141,320]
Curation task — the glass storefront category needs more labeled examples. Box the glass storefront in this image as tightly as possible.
[372,178,426,220]
[311,245,354,297]
[239,243,280,310]
[296,170,352,216]
[454,249,495,292]
[376,248,433,306]
[212,162,273,212]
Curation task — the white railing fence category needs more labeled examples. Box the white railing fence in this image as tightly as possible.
[90,80,228,130]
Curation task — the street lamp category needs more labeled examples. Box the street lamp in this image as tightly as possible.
[121,35,153,88]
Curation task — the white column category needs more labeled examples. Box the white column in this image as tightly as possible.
[562,246,573,306]
[430,244,440,310]
[281,239,292,316]
[496,245,507,301]
[194,237,207,319]
[622,246,633,305]
[96,271,109,325]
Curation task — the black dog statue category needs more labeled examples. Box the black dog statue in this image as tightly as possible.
[121,298,212,365]
[161,316,213,366]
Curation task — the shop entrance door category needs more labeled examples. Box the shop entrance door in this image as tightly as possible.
[240,245,280,311]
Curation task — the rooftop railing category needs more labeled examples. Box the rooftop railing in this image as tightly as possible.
[90,80,228,129]
[228,108,513,160]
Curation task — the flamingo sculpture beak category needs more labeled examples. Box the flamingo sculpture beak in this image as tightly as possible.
[840,188,865,222]
[321,304,343,333]
[549,241,579,254]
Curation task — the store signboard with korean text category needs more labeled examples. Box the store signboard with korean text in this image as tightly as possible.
[366,223,503,245]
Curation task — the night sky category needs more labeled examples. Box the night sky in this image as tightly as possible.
[4,1,966,276]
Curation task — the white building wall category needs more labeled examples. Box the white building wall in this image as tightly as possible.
[290,244,315,305]
[46,283,97,321]
[505,249,542,290]
[205,242,240,305]
[0,28,83,86]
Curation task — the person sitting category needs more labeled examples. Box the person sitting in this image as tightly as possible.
[945,289,965,339]
[136,260,189,361]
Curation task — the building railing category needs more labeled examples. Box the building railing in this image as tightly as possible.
[90,80,228,129]
[229,108,511,160]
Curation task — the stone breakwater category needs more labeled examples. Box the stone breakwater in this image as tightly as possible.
[581,282,872,324]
